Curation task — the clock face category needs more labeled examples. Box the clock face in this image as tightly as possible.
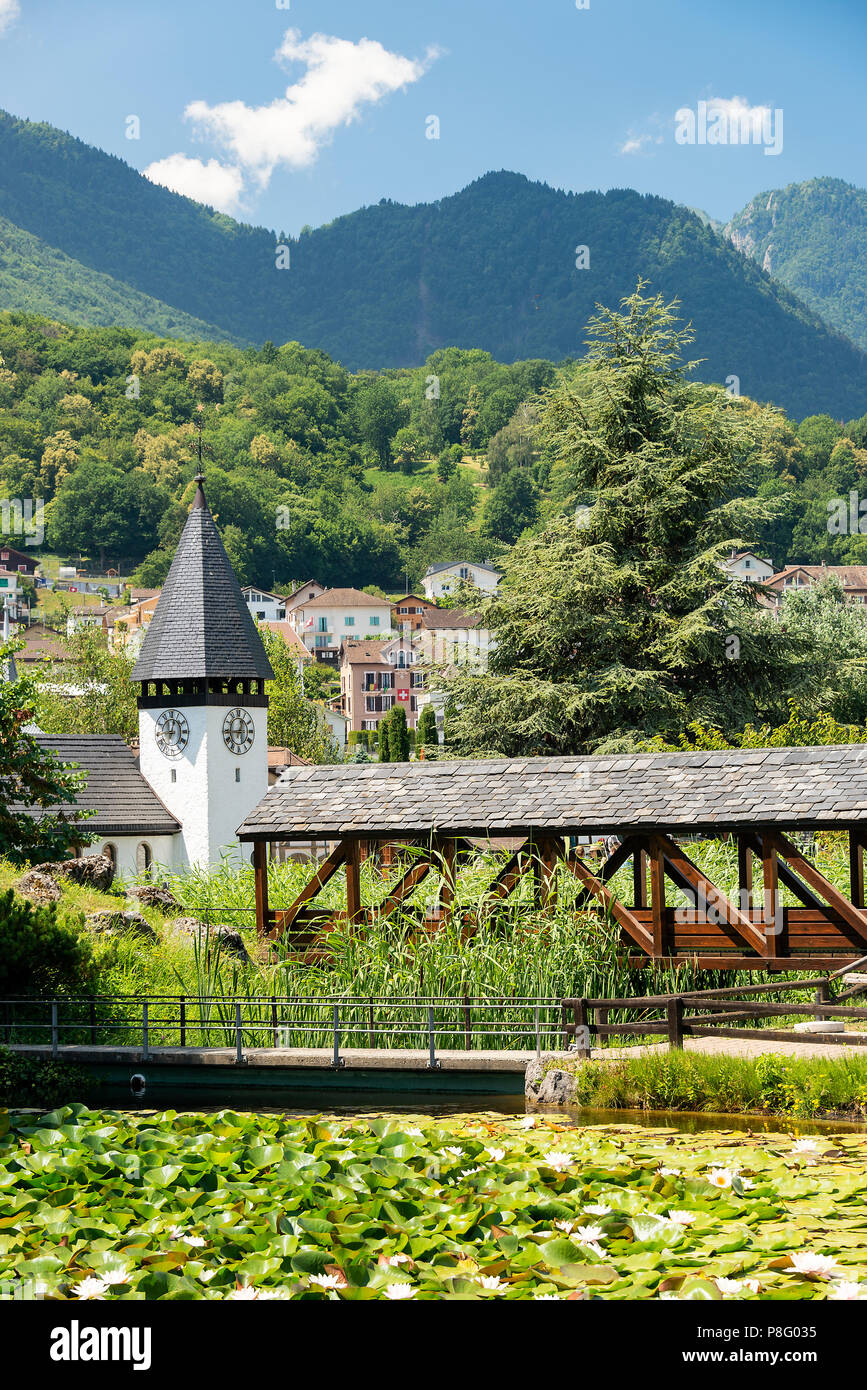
[155,708,189,760]
[223,707,255,756]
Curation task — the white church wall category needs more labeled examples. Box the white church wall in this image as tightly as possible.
[83,835,178,880]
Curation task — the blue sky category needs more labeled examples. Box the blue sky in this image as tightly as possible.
[0,0,864,233]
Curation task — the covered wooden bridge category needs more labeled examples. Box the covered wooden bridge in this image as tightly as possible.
[236,746,867,971]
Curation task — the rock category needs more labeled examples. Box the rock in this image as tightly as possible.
[47,855,115,892]
[16,869,62,905]
[126,883,180,913]
[168,916,249,960]
[525,1055,579,1107]
[793,1019,846,1034]
[85,909,157,942]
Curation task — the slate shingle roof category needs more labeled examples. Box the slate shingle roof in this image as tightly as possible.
[132,478,273,682]
[237,745,867,840]
[12,736,181,836]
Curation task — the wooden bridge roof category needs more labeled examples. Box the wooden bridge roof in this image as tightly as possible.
[236,744,867,841]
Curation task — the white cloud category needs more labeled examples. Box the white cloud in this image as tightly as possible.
[143,154,245,215]
[0,0,20,36]
[695,96,772,139]
[619,131,663,156]
[184,28,437,187]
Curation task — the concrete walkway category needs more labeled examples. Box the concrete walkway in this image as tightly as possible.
[9,1044,535,1073]
[592,1036,867,1061]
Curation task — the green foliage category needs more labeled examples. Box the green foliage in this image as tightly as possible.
[31,625,138,739]
[0,1050,95,1107]
[260,628,337,764]
[387,704,410,762]
[0,888,96,995]
[0,645,95,861]
[442,285,805,755]
[416,703,439,750]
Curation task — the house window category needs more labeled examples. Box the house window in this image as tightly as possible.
[459,567,469,580]
[744,560,751,570]
[411,672,425,688]
[136,842,153,876]
[277,609,285,620]
[256,610,266,619]
[370,616,380,627]
[317,617,328,632]
[315,635,329,648]
[345,616,355,626]
[102,843,117,869]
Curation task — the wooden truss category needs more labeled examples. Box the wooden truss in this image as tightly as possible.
[252,827,867,970]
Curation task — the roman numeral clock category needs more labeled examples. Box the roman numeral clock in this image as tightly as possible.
[223,707,255,756]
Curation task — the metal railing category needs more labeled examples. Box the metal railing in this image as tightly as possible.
[0,994,562,1067]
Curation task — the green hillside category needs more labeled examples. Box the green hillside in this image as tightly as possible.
[0,111,865,418]
[726,177,867,354]
[0,213,232,341]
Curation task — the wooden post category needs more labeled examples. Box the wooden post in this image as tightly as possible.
[850,830,865,909]
[632,843,649,908]
[437,837,457,916]
[667,997,684,1050]
[539,833,560,911]
[253,840,270,938]
[649,840,666,958]
[761,834,780,959]
[737,836,754,913]
[345,837,363,924]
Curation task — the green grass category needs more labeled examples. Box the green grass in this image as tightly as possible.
[554,1049,867,1121]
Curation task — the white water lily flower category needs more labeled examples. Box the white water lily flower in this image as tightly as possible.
[790,1252,840,1279]
[309,1273,347,1289]
[101,1268,131,1286]
[716,1277,760,1295]
[167,1225,185,1239]
[485,1147,506,1162]
[464,1165,484,1176]
[792,1138,822,1155]
[182,1235,206,1248]
[383,1254,412,1267]
[544,1151,574,1172]
[519,1116,537,1129]
[575,1225,605,1244]
[667,1210,696,1226]
[226,1286,259,1300]
[198,1270,218,1282]
[258,1288,293,1300]
[706,1167,734,1190]
[405,1127,424,1138]
[473,1275,505,1291]
[738,1177,756,1190]
[75,1276,108,1301]
[533,1292,560,1300]
[584,1242,605,1258]
[383,1284,415,1300]
[554,1219,575,1233]
[442,1146,464,1157]
[584,1203,612,1217]
[829,1281,866,1300]
[658,1166,681,1177]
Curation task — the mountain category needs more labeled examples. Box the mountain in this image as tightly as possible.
[726,177,867,355]
[0,213,229,340]
[0,111,865,418]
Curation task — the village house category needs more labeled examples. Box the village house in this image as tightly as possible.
[764,563,867,610]
[421,561,502,601]
[416,607,493,667]
[340,635,423,734]
[0,542,39,576]
[721,550,775,583]
[391,593,439,632]
[290,587,394,665]
[282,579,325,617]
[258,619,314,667]
[0,569,26,620]
[242,586,287,622]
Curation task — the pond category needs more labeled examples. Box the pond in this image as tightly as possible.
[3,1102,867,1300]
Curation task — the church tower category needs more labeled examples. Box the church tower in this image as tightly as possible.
[132,474,274,868]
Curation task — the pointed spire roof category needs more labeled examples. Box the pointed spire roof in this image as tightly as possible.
[132,475,274,683]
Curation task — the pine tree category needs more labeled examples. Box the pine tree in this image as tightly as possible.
[377,710,392,762]
[441,284,809,755]
[417,703,439,749]
[388,705,410,762]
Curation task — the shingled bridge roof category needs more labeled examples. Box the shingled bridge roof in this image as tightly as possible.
[237,744,867,841]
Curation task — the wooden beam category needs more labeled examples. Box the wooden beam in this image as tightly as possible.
[434,835,457,914]
[275,841,346,931]
[345,836,363,924]
[769,830,867,946]
[565,853,655,955]
[253,840,269,938]
[648,833,769,956]
[482,839,532,903]
[851,830,866,910]
[633,843,649,909]
[737,837,754,910]
[375,859,432,919]
[742,831,827,912]
[539,833,561,910]
[649,839,666,957]
[760,833,781,960]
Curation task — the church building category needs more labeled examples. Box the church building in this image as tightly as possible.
[17,474,274,875]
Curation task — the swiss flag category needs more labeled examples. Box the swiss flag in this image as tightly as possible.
[396,688,410,703]
[304,616,314,628]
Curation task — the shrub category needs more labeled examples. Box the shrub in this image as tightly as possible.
[0,889,97,997]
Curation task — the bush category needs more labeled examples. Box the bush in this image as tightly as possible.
[0,889,97,997]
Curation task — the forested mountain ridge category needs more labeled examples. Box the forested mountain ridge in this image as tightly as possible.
[0,111,866,418]
[725,177,867,355]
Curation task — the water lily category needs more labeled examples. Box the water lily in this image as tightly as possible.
[658,1165,681,1177]
[226,1286,260,1300]
[383,1284,415,1300]
[584,1203,612,1217]
[533,1292,560,1300]
[381,1254,412,1267]
[706,1167,734,1190]
[554,1219,576,1233]
[667,1210,696,1226]
[792,1138,822,1155]
[309,1273,347,1289]
[519,1116,537,1129]
[789,1252,840,1279]
[74,1276,108,1301]
[182,1234,206,1248]
[442,1146,464,1158]
[829,1281,866,1300]
[473,1275,505,1291]
[544,1151,574,1172]
[716,1277,760,1295]
[738,1177,756,1190]
[101,1267,131,1286]
[574,1225,605,1245]
[485,1147,506,1162]
[405,1127,424,1138]
[167,1224,185,1239]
